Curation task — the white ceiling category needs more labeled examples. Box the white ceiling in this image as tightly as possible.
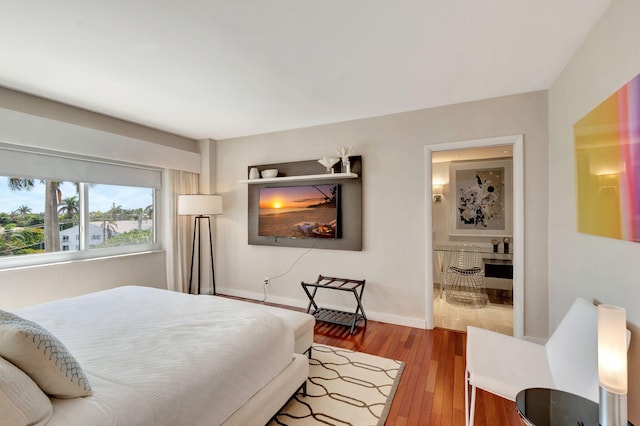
[0,1,610,140]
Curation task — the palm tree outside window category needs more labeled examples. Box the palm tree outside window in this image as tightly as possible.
[1,178,155,258]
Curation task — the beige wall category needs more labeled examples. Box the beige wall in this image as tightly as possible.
[216,90,549,337]
[0,251,166,310]
[548,0,640,420]
[0,86,197,152]
[0,89,198,309]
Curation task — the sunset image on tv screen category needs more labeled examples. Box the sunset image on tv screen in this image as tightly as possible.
[258,184,338,239]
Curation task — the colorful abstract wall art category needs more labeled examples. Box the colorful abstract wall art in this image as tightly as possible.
[574,72,640,242]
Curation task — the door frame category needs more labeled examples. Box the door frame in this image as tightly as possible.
[424,134,524,338]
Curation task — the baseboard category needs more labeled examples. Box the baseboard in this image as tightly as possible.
[216,287,427,330]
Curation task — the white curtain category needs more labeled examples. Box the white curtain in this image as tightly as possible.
[163,169,199,293]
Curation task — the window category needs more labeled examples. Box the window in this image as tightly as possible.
[0,144,161,267]
[87,184,154,249]
[0,178,157,259]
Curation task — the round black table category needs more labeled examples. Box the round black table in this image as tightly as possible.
[515,388,598,426]
[516,388,634,426]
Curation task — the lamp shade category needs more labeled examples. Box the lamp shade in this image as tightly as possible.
[433,184,444,195]
[598,304,627,395]
[178,194,223,216]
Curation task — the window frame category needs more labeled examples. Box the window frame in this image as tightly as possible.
[0,179,161,271]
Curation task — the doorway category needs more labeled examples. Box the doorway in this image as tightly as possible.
[424,135,524,338]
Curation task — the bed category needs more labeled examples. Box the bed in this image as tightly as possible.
[1,286,310,426]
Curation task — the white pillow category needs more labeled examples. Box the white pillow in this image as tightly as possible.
[0,310,92,398]
[0,356,53,426]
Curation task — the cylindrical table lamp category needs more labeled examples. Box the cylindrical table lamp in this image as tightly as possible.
[598,304,627,426]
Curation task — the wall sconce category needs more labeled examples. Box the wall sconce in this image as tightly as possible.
[598,304,627,426]
[432,184,443,203]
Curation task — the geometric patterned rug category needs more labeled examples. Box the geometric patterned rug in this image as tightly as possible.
[269,344,405,426]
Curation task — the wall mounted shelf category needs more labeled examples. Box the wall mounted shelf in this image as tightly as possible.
[239,172,358,184]
[245,155,362,251]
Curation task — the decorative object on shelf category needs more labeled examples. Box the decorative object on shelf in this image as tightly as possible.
[261,169,278,178]
[432,184,443,203]
[240,172,357,184]
[503,237,509,253]
[337,145,353,174]
[491,239,500,253]
[318,157,340,173]
[598,304,628,426]
[249,167,260,179]
[178,194,223,295]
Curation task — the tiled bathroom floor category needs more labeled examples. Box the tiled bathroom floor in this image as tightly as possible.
[433,288,513,335]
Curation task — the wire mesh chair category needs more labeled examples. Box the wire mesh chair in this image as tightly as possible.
[443,245,488,308]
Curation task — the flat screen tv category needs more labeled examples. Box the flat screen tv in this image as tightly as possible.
[258,184,340,239]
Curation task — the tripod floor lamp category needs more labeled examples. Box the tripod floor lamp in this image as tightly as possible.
[178,194,223,295]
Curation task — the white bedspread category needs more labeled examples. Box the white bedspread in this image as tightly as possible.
[14,286,295,426]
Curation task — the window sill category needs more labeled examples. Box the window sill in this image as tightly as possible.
[0,246,163,272]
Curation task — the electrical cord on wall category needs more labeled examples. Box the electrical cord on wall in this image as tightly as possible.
[262,238,320,302]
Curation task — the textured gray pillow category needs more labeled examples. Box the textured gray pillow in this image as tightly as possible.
[0,310,92,398]
[0,356,53,426]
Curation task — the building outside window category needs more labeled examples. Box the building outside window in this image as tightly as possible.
[1,179,155,258]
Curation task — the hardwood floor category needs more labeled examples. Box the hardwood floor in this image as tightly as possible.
[222,295,523,425]
[313,320,523,426]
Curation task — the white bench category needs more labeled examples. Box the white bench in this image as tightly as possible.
[253,303,315,355]
[219,296,315,355]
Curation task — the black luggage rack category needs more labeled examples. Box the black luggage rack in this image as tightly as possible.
[301,275,367,334]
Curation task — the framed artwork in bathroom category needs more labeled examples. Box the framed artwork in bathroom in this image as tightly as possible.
[449,159,513,236]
